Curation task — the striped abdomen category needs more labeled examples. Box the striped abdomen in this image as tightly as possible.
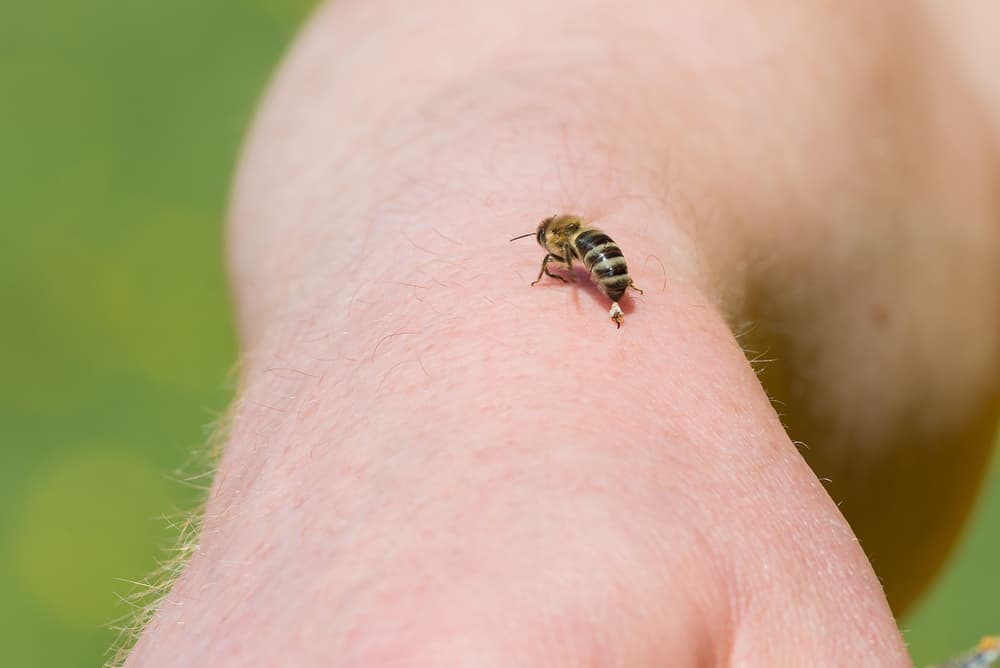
[573,228,631,301]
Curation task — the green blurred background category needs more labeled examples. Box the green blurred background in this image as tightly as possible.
[1,2,997,666]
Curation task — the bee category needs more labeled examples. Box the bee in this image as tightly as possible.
[511,214,643,328]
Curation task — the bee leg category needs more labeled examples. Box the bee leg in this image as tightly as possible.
[531,254,569,285]
[628,279,644,295]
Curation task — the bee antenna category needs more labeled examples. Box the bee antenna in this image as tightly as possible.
[509,232,535,242]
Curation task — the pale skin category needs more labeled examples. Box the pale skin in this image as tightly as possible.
[125,1,1000,665]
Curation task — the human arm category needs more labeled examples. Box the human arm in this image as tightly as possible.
[125,0,1000,665]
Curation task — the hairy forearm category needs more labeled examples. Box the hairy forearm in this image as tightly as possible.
[125,0,1000,665]
[132,209,908,665]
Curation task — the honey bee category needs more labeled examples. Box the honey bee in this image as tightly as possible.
[511,214,643,328]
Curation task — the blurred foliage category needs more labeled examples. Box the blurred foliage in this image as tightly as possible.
[0,1,996,666]
[0,0,315,664]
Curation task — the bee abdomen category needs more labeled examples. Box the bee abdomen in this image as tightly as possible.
[574,229,631,301]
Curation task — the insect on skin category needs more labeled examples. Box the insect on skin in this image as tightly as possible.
[511,214,643,328]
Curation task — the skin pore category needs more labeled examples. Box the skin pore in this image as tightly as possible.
[124,1,1000,665]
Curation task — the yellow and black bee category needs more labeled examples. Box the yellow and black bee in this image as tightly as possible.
[512,214,642,328]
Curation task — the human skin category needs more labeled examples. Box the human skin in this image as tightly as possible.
[125,0,1000,665]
